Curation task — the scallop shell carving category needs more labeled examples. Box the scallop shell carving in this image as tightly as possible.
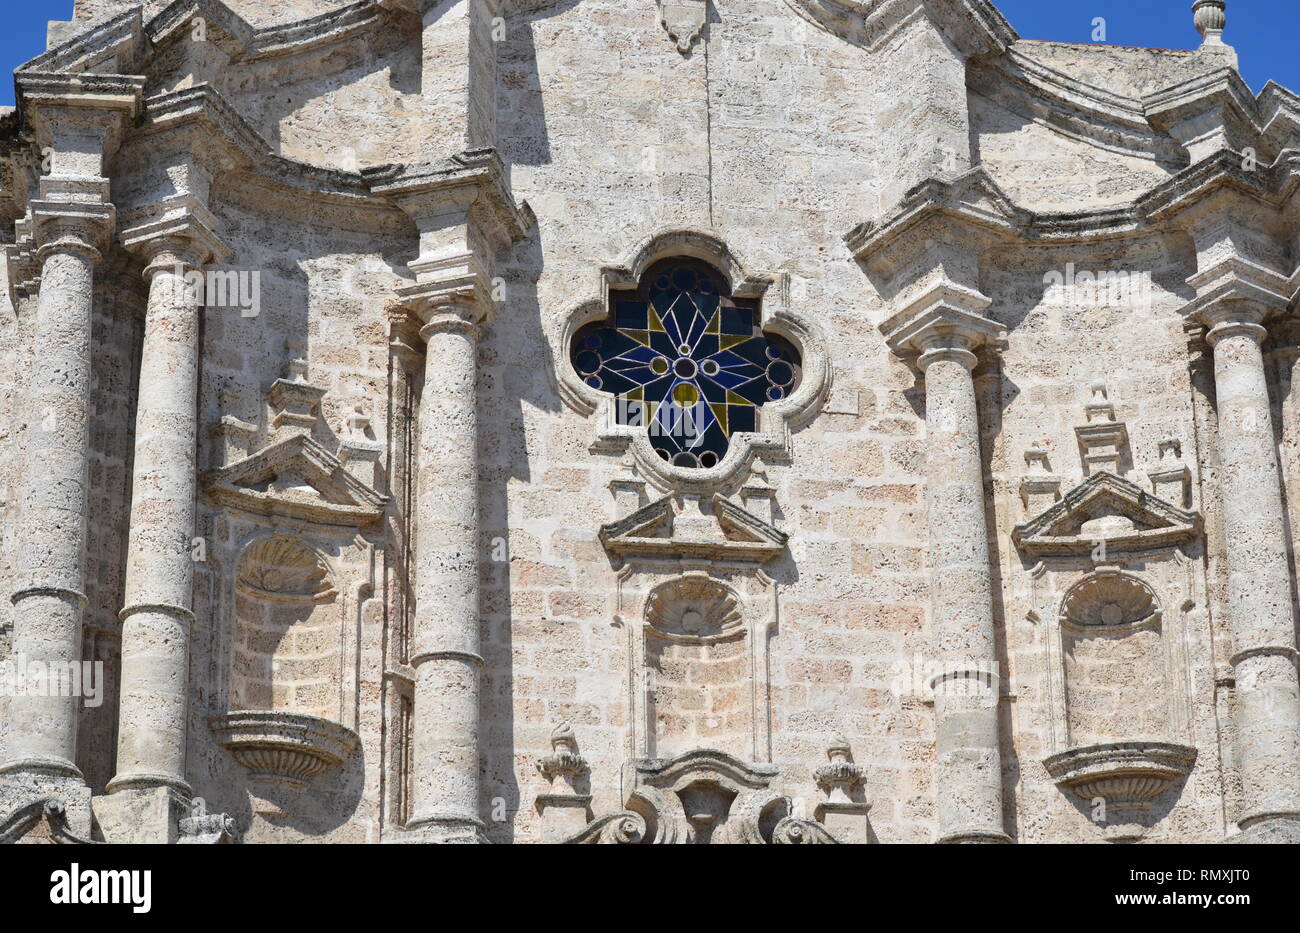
[644,576,743,640]
[237,536,335,602]
[1061,574,1158,628]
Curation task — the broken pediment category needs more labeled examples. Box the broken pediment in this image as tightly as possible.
[0,799,98,845]
[562,749,838,845]
[599,493,787,563]
[202,433,387,527]
[1012,472,1200,557]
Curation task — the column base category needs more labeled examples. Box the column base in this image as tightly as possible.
[386,815,489,844]
[92,785,190,844]
[1230,813,1300,844]
[937,827,1013,844]
[106,770,192,797]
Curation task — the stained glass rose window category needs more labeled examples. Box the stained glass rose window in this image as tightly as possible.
[570,259,801,469]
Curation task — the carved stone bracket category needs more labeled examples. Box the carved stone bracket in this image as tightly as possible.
[1044,741,1197,842]
[658,0,707,54]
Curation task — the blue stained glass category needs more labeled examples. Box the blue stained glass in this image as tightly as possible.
[570,259,802,469]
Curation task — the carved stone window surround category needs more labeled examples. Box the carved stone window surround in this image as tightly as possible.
[557,229,831,494]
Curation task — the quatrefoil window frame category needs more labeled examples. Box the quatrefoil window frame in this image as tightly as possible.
[556,229,831,494]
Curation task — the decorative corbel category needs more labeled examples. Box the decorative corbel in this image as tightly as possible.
[658,0,707,54]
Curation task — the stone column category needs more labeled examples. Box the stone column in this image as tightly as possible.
[107,235,214,801]
[0,211,108,794]
[369,154,528,843]
[407,292,486,842]
[888,306,1008,844]
[0,77,139,837]
[1203,306,1300,839]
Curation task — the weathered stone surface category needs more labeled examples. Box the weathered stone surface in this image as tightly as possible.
[0,0,1295,845]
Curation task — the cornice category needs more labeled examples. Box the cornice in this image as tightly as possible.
[15,0,390,78]
[1143,67,1261,133]
[970,52,1185,166]
[364,149,534,248]
[784,0,1015,57]
[849,148,1300,268]
[133,85,410,230]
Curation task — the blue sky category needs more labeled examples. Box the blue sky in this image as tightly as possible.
[0,0,1295,106]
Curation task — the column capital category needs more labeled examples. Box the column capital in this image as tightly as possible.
[17,73,144,169]
[120,198,231,273]
[397,274,487,341]
[882,285,1004,369]
[1205,313,1268,348]
[1185,255,1291,334]
[32,201,115,262]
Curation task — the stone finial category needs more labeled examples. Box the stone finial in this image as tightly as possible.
[1149,436,1192,508]
[1075,381,1129,477]
[1084,381,1114,422]
[267,359,326,440]
[339,404,384,489]
[608,454,646,515]
[345,405,371,440]
[538,721,588,787]
[535,722,592,842]
[812,734,872,843]
[208,415,257,469]
[740,457,777,525]
[1193,0,1226,47]
[813,733,865,801]
[1020,443,1062,516]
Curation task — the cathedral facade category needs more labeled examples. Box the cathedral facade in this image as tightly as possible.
[0,0,1297,844]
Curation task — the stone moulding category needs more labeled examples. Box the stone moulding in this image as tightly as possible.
[557,228,832,494]
[1043,741,1197,842]
[599,494,788,564]
[210,711,360,791]
[783,0,1016,56]
[1012,472,1201,558]
[202,433,388,527]
[969,53,1185,165]
[22,0,388,76]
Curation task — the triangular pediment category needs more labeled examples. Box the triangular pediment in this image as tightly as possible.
[202,434,387,526]
[1013,472,1200,557]
[599,494,787,563]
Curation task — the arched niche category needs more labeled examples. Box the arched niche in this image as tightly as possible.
[1058,572,1167,747]
[230,534,342,723]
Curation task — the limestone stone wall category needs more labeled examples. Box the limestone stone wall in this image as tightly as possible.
[0,0,1295,846]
